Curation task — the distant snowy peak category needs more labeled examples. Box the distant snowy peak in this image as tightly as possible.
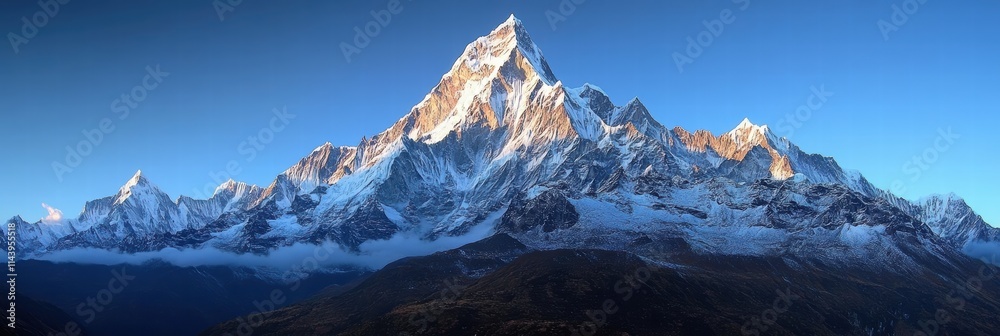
[727,118,770,140]
[113,170,165,206]
[917,193,964,217]
[281,143,358,192]
[616,98,655,127]
[213,179,260,198]
[566,84,663,138]
[673,119,793,180]
[210,179,264,212]
[7,216,27,226]
[910,193,999,245]
[78,196,114,225]
[569,84,612,116]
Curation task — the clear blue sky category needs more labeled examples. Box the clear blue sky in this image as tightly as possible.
[1,1,997,226]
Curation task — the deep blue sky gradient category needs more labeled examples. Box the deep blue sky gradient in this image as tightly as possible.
[1,0,997,225]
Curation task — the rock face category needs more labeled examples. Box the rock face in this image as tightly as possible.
[498,190,579,234]
[10,15,997,270]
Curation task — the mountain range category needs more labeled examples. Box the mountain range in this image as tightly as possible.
[13,15,997,260]
[11,15,1000,336]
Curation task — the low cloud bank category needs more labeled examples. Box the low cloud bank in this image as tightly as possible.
[963,241,1000,266]
[34,224,494,271]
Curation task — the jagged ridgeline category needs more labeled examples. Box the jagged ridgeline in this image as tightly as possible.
[12,15,998,265]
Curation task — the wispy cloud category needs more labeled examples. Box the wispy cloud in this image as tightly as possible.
[41,203,63,223]
[963,241,1000,266]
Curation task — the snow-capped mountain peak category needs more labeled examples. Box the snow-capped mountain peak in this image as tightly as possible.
[212,179,259,198]
[478,14,556,85]
[904,193,998,246]
[727,118,771,139]
[11,15,997,266]
[501,13,520,26]
[114,169,160,205]
[281,143,358,193]
[213,179,239,196]
[349,13,578,162]
[581,83,604,93]
[123,169,145,185]
[918,192,962,205]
